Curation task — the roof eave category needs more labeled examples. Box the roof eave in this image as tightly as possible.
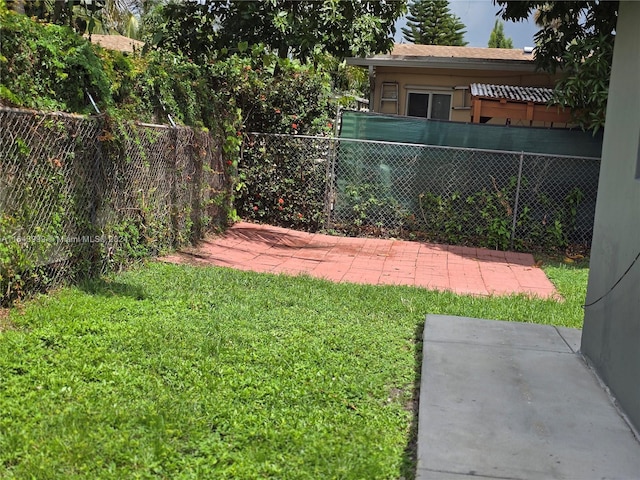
[346,56,537,72]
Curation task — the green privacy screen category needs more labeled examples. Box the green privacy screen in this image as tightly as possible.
[339,111,603,158]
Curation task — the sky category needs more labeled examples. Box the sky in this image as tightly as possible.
[395,0,539,49]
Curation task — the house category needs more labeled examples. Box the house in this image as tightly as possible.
[346,44,569,128]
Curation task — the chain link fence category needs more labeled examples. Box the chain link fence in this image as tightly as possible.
[332,138,600,251]
[0,107,228,304]
[241,133,600,252]
[1,114,600,302]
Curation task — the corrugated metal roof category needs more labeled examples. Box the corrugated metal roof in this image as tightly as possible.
[470,83,554,104]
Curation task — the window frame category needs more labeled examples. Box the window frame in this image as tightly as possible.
[405,89,453,120]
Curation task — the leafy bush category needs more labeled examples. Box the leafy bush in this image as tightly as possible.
[237,135,330,231]
[1,6,334,132]
[0,5,111,113]
[414,180,585,252]
[339,182,409,233]
[225,48,335,229]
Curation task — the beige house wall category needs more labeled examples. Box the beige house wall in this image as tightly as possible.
[372,66,561,127]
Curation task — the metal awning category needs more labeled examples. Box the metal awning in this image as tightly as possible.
[470,83,554,105]
[469,83,572,125]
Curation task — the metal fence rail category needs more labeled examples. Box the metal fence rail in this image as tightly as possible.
[0,107,226,303]
[242,133,600,252]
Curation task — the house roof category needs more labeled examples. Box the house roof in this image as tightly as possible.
[390,44,535,61]
[347,43,537,72]
[470,83,554,104]
[87,34,144,53]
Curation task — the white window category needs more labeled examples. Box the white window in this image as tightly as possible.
[406,91,452,120]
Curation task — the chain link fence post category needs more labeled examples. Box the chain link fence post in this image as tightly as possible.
[86,115,104,276]
[510,151,525,250]
[169,125,180,248]
[324,138,337,230]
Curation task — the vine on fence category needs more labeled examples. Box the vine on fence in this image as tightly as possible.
[0,113,96,301]
[0,111,227,306]
[1,5,343,304]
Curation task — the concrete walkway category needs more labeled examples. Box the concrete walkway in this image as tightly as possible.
[418,315,640,480]
[161,222,557,298]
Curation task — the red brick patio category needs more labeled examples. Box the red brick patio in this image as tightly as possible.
[161,222,557,298]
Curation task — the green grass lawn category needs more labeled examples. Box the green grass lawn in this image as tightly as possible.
[0,260,588,479]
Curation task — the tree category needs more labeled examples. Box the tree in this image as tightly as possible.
[101,0,142,38]
[5,0,105,30]
[149,0,406,61]
[5,0,141,37]
[402,0,467,45]
[495,1,618,133]
[488,19,513,48]
[0,3,112,112]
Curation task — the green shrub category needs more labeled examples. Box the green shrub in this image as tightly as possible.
[414,181,585,252]
[0,5,111,113]
[224,48,334,229]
